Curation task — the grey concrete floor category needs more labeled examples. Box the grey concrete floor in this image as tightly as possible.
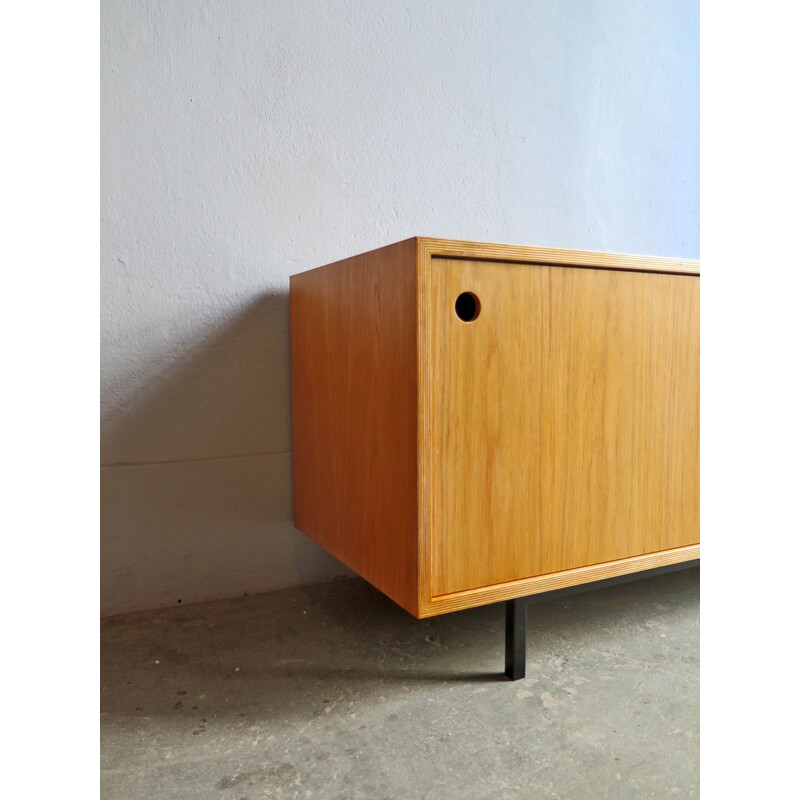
[101,568,699,800]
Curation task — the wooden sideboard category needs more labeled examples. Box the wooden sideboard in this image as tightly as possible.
[290,237,699,672]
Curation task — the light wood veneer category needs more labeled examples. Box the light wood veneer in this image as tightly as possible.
[291,238,699,618]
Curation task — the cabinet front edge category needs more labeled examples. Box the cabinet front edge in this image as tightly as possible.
[416,545,700,618]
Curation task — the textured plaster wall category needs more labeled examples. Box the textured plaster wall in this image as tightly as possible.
[101,0,699,616]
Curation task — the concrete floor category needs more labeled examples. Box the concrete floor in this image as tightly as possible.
[101,568,699,799]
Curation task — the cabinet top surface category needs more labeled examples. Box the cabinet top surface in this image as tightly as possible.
[291,237,699,278]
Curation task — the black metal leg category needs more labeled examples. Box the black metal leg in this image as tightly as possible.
[497,562,699,682]
[505,597,527,680]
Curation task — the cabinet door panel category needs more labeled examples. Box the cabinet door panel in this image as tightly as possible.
[429,259,699,597]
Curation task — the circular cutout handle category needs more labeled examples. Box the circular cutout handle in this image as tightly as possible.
[455,292,481,322]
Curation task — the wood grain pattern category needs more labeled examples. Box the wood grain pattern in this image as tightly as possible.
[292,237,700,620]
[291,238,420,615]
[426,257,699,598]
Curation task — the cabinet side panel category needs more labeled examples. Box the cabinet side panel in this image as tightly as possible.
[429,258,699,597]
[290,240,419,615]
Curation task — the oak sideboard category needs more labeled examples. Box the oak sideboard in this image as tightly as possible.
[290,237,699,677]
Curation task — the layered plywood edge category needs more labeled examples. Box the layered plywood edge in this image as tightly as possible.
[291,238,700,619]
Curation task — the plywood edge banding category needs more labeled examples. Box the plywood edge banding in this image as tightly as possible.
[417,545,700,618]
[418,237,699,276]
[431,255,699,278]
[415,238,435,616]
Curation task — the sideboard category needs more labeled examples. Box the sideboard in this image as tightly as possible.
[290,237,699,677]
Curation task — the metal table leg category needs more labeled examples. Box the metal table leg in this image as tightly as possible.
[505,597,527,680]
[499,561,699,680]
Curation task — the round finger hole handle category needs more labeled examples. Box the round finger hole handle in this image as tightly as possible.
[455,292,481,322]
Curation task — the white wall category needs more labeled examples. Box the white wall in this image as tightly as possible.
[101,0,699,616]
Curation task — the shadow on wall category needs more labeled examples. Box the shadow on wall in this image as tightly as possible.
[102,293,292,466]
[101,293,351,617]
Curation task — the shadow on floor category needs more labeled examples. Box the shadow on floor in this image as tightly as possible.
[101,568,700,722]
